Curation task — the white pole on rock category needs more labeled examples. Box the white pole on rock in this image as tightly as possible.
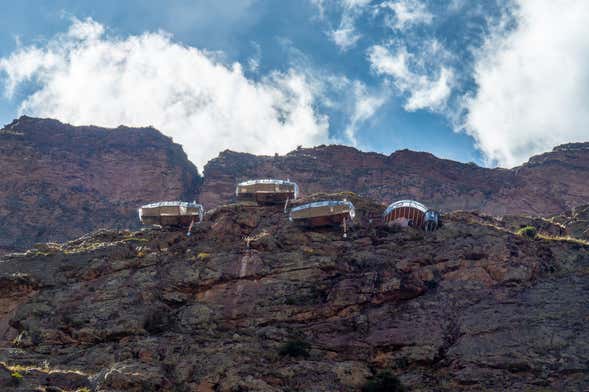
[187,219,195,237]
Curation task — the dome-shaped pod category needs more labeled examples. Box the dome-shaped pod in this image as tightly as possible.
[383,200,439,231]
[289,200,355,227]
[138,201,204,227]
[236,179,299,205]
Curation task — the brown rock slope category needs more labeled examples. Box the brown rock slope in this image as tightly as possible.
[200,143,589,216]
[0,116,200,254]
[0,194,587,391]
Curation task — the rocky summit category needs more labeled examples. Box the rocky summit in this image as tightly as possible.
[0,116,200,254]
[0,193,588,391]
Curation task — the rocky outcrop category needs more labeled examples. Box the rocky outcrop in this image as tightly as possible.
[200,143,589,216]
[0,193,587,391]
[552,204,589,240]
[0,116,200,254]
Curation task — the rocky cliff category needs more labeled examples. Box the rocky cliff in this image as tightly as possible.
[200,143,589,216]
[0,116,200,254]
[0,193,587,391]
[2,116,588,253]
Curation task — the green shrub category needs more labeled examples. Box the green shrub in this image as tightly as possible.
[278,339,311,358]
[122,237,148,243]
[10,371,24,385]
[516,225,537,239]
[362,371,406,392]
[197,252,211,261]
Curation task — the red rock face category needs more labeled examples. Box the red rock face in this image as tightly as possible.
[2,116,587,253]
[0,116,200,253]
[0,197,587,391]
[200,143,589,216]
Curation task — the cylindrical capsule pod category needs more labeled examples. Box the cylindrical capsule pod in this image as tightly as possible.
[383,200,439,231]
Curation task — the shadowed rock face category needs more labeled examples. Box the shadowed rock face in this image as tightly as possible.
[200,143,589,216]
[0,116,201,254]
[0,193,587,391]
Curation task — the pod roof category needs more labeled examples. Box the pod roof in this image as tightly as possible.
[237,179,297,187]
[139,201,203,210]
[383,200,428,216]
[291,200,355,218]
[236,179,299,198]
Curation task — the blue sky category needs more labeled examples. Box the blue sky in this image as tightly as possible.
[1,0,588,169]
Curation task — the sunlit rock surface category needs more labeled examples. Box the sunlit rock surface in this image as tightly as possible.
[0,116,200,254]
[200,143,589,217]
[0,194,587,391]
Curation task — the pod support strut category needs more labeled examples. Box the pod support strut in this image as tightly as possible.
[187,218,196,237]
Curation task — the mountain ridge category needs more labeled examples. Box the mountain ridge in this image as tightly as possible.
[2,116,589,252]
[200,141,589,216]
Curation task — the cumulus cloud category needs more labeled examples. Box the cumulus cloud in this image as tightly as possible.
[0,18,330,170]
[464,0,589,167]
[368,44,453,111]
[380,0,433,30]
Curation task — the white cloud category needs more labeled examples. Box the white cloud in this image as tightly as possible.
[310,0,328,19]
[329,24,362,51]
[67,17,105,40]
[344,0,372,6]
[319,0,432,50]
[274,35,388,144]
[0,18,330,170]
[380,0,433,30]
[344,81,388,144]
[368,44,453,111]
[247,41,262,72]
[328,0,372,51]
[464,0,589,167]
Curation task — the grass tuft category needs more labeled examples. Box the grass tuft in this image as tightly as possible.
[197,252,211,261]
[516,226,537,239]
[537,234,589,246]
[122,237,148,243]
